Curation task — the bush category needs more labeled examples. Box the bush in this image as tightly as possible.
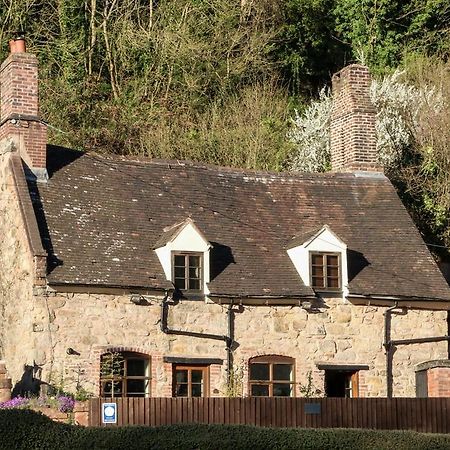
[2,409,450,450]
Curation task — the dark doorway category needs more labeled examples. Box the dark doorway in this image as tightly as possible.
[325,370,359,397]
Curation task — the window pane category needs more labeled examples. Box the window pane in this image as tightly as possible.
[174,267,186,278]
[174,255,186,267]
[311,266,324,277]
[327,277,339,288]
[102,380,123,397]
[191,384,202,397]
[251,384,269,396]
[273,364,292,381]
[191,370,203,383]
[189,267,200,278]
[127,379,146,396]
[250,363,269,381]
[312,277,325,288]
[127,358,146,376]
[176,370,188,383]
[176,383,188,397]
[327,266,338,277]
[189,279,200,290]
[174,278,186,290]
[327,255,338,266]
[189,255,200,267]
[273,383,292,397]
[311,254,323,266]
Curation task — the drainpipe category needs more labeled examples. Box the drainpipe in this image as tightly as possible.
[384,302,450,398]
[383,303,399,398]
[160,290,234,384]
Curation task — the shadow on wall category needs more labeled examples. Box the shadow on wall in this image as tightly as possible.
[12,364,42,397]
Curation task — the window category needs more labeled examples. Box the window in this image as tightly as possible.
[324,370,359,398]
[249,356,295,397]
[100,352,151,398]
[173,365,209,397]
[310,252,340,290]
[173,253,202,291]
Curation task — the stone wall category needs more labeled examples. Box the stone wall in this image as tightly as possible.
[0,152,50,392]
[32,290,448,398]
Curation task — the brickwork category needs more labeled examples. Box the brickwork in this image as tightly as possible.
[427,367,450,397]
[0,51,47,169]
[0,361,12,402]
[330,64,381,172]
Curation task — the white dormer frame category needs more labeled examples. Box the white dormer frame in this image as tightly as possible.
[287,225,349,298]
[154,218,211,296]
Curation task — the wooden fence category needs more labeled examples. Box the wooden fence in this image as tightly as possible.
[89,397,450,433]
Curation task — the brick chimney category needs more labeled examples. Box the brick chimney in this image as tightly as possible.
[330,64,381,173]
[0,37,47,181]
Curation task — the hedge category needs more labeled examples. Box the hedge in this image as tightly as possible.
[2,409,450,450]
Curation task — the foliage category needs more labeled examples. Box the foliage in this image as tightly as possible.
[298,371,323,398]
[222,364,244,398]
[288,87,332,172]
[3,409,450,449]
[275,0,348,95]
[333,0,450,72]
[0,395,75,413]
[100,352,124,378]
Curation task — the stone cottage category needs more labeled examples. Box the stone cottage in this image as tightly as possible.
[1,38,450,400]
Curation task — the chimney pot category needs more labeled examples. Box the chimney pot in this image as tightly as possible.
[9,38,26,54]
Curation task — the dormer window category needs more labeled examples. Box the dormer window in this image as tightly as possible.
[173,253,202,292]
[154,218,211,297]
[310,252,340,291]
[286,225,348,297]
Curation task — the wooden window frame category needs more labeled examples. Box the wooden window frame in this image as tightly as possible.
[172,365,209,398]
[248,356,295,397]
[100,352,151,398]
[310,252,341,291]
[172,252,203,293]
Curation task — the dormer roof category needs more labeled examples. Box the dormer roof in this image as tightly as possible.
[153,218,210,250]
[287,225,346,250]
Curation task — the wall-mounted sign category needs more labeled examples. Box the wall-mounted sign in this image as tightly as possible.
[304,403,321,415]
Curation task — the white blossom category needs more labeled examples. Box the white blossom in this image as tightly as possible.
[288,72,443,172]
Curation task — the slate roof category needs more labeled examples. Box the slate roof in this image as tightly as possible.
[28,145,450,301]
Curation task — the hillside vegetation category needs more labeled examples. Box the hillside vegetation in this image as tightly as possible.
[0,0,449,250]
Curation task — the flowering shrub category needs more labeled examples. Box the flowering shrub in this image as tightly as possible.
[57,396,75,413]
[0,395,75,413]
[288,72,442,173]
[0,396,29,409]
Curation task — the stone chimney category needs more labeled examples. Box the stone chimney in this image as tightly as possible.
[0,37,47,181]
[330,64,381,173]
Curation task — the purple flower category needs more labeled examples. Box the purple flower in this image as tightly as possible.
[0,396,29,409]
[57,396,75,413]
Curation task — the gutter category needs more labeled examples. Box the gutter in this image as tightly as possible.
[160,290,234,384]
[383,302,450,398]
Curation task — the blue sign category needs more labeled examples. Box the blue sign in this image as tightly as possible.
[102,402,117,424]
[304,403,321,415]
